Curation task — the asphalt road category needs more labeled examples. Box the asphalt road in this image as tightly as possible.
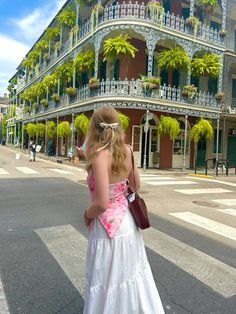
[0,146,236,314]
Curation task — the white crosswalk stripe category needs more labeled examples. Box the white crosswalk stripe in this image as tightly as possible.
[147,180,197,186]
[49,168,73,174]
[141,176,175,181]
[35,222,236,299]
[15,167,39,174]
[0,278,10,314]
[170,212,236,242]
[212,199,236,206]
[217,208,236,217]
[174,188,232,195]
[0,169,8,175]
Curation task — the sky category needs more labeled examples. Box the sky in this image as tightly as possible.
[0,0,67,96]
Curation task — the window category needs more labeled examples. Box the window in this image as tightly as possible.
[132,126,141,152]
[213,129,222,153]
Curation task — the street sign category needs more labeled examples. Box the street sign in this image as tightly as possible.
[144,121,149,133]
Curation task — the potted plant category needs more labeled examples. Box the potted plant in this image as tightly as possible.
[66,87,77,96]
[158,115,180,140]
[32,103,38,110]
[219,29,227,37]
[141,75,161,94]
[215,91,224,101]
[40,99,48,107]
[190,118,213,142]
[88,77,100,90]
[196,0,217,14]
[191,53,220,78]
[181,84,197,99]
[24,106,31,113]
[185,16,201,38]
[73,50,95,74]
[52,93,60,103]
[156,47,190,72]
[147,1,164,26]
[43,53,50,62]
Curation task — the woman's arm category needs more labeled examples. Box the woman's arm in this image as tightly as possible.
[127,146,140,191]
[85,150,109,220]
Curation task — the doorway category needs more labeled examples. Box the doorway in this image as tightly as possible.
[196,137,206,166]
[227,135,236,167]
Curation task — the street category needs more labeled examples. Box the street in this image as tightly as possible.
[0,146,236,314]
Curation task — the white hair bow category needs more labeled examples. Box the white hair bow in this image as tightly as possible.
[97,122,119,152]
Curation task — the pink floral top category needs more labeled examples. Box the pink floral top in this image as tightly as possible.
[87,172,128,238]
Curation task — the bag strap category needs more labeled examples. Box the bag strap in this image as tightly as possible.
[128,145,136,191]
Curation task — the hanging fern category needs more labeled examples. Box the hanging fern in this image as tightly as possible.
[103,34,138,61]
[156,47,190,71]
[57,6,76,27]
[74,113,90,135]
[57,121,72,137]
[118,112,130,130]
[46,121,56,139]
[190,118,213,142]
[191,53,220,78]
[27,123,36,138]
[73,50,95,73]
[35,123,46,138]
[158,115,180,140]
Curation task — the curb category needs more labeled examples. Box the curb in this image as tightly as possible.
[188,173,215,179]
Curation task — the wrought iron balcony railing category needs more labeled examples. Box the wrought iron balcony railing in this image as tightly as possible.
[20,80,221,120]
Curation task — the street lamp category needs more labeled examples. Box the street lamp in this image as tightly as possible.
[143,110,153,171]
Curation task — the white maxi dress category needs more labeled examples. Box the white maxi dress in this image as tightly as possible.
[83,176,165,314]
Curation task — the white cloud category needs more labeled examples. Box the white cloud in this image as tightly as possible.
[12,0,67,43]
[0,34,29,95]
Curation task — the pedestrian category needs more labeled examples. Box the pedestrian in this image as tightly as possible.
[83,105,164,314]
[29,139,36,162]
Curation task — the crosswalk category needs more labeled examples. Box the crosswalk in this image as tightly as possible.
[0,167,84,176]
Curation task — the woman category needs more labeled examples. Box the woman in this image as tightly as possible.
[83,105,164,314]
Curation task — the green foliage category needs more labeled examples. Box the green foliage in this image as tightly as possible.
[190,118,213,142]
[181,84,197,99]
[1,115,8,139]
[196,0,217,6]
[103,34,138,61]
[90,4,103,31]
[53,61,73,87]
[158,115,180,140]
[74,113,90,134]
[20,88,35,102]
[156,47,190,71]
[8,105,16,118]
[57,6,76,27]
[140,75,161,91]
[45,27,60,41]
[186,16,201,38]
[27,123,36,137]
[88,77,100,89]
[52,93,60,102]
[40,99,48,106]
[46,121,56,139]
[73,50,95,73]
[24,106,31,113]
[57,121,71,137]
[118,112,130,130]
[35,40,48,53]
[32,103,38,109]
[32,82,45,98]
[191,53,220,78]
[42,74,58,89]
[35,123,46,138]
[66,87,77,96]
[147,1,164,25]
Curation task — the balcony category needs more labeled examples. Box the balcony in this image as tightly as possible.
[21,79,221,121]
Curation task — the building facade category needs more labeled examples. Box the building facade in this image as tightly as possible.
[7,0,236,169]
[0,94,9,144]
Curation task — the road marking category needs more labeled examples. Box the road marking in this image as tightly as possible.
[174,188,232,195]
[35,224,86,297]
[217,208,236,217]
[0,169,8,175]
[212,199,236,206]
[142,227,236,298]
[140,174,163,177]
[49,169,73,174]
[186,176,236,188]
[15,167,39,174]
[141,177,175,181]
[0,278,10,314]
[147,180,197,186]
[170,212,236,242]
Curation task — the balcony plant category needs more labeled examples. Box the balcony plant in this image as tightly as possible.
[66,87,77,96]
[32,103,38,110]
[158,115,180,140]
[90,4,104,32]
[191,53,220,78]
[73,50,95,74]
[181,84,197,99]
[156,47,190,72]
[219,29,227,37]
[103,34,138,61]
[40,99,48,107]
[88,77,100,90]
[190,118,213,142]
[140,75,161,92]
[26,123,36,138]
[57,6,76,27]
[196,0,217,13]
[147,1,164,26]
[57,121,72,138]
[53,61,73,91]
[215,91,224,101]
[74,113,90,135]
[46,121,56,139]
[185,16,201,38]
[118,112,130,130]
[24,106,31,113]
[52,93,60,103]
[35,123,46,141]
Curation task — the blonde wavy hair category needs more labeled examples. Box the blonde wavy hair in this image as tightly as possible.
[85,105,127,175]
